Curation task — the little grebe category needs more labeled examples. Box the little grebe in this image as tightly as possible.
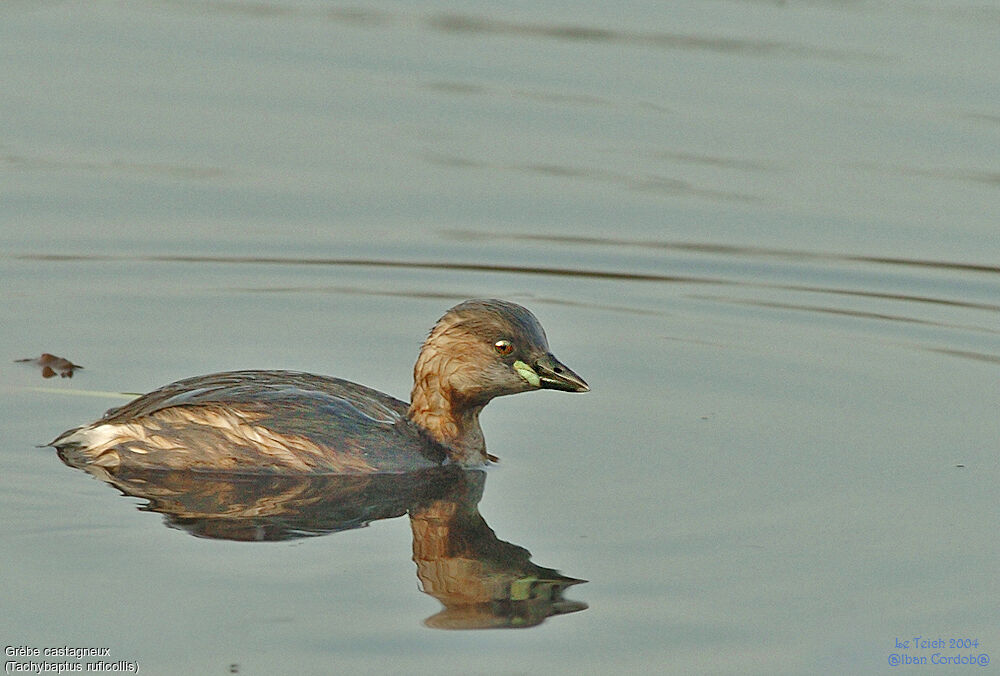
[52,299,589,473]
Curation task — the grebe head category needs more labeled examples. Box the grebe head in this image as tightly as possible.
[407,299,588,460]
[414,299,588,405]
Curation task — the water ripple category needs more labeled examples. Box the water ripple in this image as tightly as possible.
[12,252,730,285]
[419,152,757,202]
[14,245,998,339]
[691,296,999,335]
[1,147,226,180]
[924,347,1000,366]
[423,13,873,61]
[443,230,1000,276]
[162,2,875,61]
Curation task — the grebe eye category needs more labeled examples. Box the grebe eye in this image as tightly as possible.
[493,339,514,356]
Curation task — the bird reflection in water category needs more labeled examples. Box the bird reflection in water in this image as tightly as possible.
[58,451,587,629]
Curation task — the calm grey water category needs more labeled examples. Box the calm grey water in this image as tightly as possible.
[2,2,998,675]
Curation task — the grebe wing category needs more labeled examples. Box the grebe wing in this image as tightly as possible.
[100,370,408,424]
[88,370,445,471]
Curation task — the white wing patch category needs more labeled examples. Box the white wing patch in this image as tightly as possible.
[57,405,375,473]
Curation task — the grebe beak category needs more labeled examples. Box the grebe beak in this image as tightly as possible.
[533,353,590,393]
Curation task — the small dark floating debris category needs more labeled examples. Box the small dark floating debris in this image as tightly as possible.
[15,353,83,378]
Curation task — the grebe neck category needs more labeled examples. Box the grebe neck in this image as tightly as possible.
[407,348,489,466]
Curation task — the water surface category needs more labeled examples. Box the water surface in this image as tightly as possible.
[2,1,998,675]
